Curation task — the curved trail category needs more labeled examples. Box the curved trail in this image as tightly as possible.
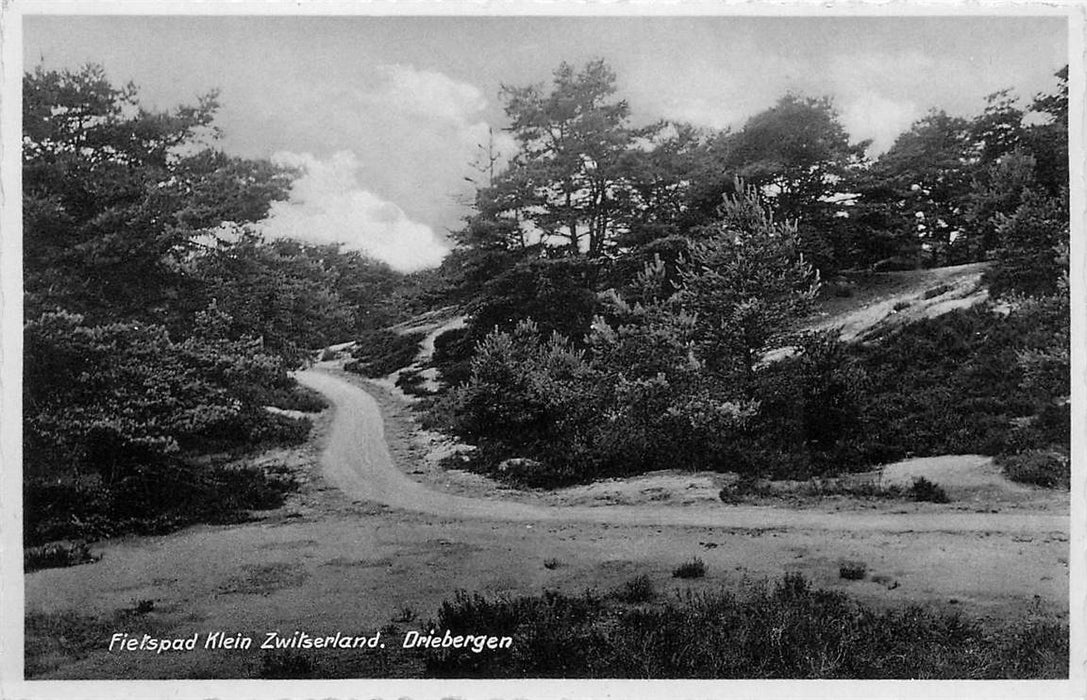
[296,367,1068,535]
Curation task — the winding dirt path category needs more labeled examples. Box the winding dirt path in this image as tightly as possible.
[295,367,1067,536]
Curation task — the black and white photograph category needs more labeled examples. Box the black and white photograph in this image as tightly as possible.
[0,2,1083,697]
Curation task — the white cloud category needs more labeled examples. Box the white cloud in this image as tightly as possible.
[840,94,920,155]
[261,151,449,273]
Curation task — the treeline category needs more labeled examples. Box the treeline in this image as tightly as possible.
[21,65,417,554]
[415,60,1069,488]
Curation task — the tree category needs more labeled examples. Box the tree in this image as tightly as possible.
[23,64,295,325]
[984,189,1069,299]
[709,95,869,272]
[1026,65,1069,196]
[496,60,639,256]
[866,110,978,267]
[678,184,821,377]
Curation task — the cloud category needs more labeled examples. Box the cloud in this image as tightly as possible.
[303,64,515,232]
[260,151,449,273]
[840,94,920,155]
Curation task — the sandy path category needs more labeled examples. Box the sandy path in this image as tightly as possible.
[294,367,1067,536]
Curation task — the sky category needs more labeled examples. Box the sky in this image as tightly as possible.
[24,14,1069,272]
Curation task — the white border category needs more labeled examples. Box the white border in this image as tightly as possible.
[1,2,1084,699]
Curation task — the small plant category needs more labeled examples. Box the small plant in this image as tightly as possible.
[893,300,912,311]
[396,369,432,397]
[672,558,707,579]
[719,477,774,503]
[132,599,155,615]
[839,561,867,580]
[543,558,561,570]
[614,574,656,603]
[922,283,954,300]
[393,605,417,623]
[909,476,950,503]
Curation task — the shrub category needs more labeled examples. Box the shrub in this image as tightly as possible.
[998,449,1070,488]
[347,329,426,377]
[431,326,474,388]
[24,461,297,547]
[419,573,1068,678]
[909,477,950,503]
[672,558,707,579]
[24,540,98,572]
[395,369,431,397]
[259,384,328,413]
[922,283,953,300]
[614,575,656,604]
[839,562,867,580]
[544,558,561,570]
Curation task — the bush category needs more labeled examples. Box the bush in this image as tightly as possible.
[24,540,98,572]
[259,384,328,413]
[998,449,1070,488]
[839,562,867,580]
[909,477,950,503]
[431,326,474,388]
[347,329,426,377]
[420,573,1068,678]
[672,558,707,579]
[395,368,431,397]
[24,461,297,547]
[614,575,656,603]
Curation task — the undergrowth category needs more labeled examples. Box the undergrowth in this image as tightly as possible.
[422,573,1068,678]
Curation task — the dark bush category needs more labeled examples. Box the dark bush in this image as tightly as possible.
[347,329,426,377]
[998,450,1070,488]
[909,477,950,503]
[839,562,867,580]
[24,460,296,547]
[24,540,98,572]
[672,558,707,579]
[420,573,1068,678]
[614,575,656,604]
[431,326,474,388]
[395,368,431,397]
[258,384,328,412]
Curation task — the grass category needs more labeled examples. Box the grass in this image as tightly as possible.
[672,558,707,579]
[420,573,1068,679]
[25,607,165,678]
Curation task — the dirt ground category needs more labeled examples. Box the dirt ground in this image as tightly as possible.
[23,364,1069,680]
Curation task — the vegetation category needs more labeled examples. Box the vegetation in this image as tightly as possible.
[21,64,420,550]
[422,573,1067,678]
[672,558,707,579]
[416,60,1069,489]
[345,329,427,377]
[23,56,1069,559]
